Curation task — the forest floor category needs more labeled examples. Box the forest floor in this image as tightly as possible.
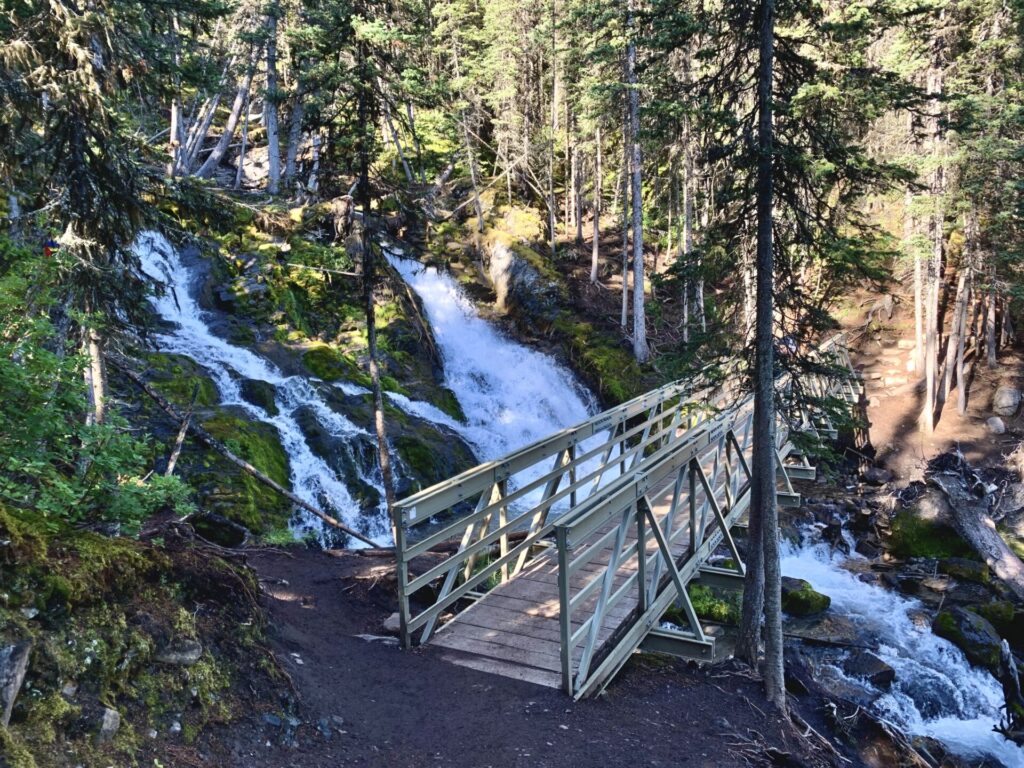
[192,547,835,768]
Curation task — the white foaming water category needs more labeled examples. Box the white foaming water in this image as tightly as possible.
[135,231,390,545]
[386,252,596,459]
[385,251,605,511]
[782,539,1024,766]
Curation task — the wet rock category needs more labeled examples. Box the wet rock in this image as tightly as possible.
[932,607,1002,671]
[843,651,895,690]
[986,416,1006,435]
[855,538,881,559]
[240,379,279,417]
[96,707,121,743]
[862,467,893,486]
[937,557,990,585]
[485,240,564,334]
[155,639,203,666]
[382,612,401,634]
[781,577,831,616]
[974,601,1024,654]
[188,512,249,548]
[993,386,1021,417]
[0,641,31,727]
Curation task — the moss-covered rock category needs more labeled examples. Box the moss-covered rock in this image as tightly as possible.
[238,379,279,416]
[142,353,219,409]
[932,607,1002,671]
[887,511,973,560]
[937,557,990,585]
[179,411,292,533]
[0,505,278,768]
[974,601,1024,654]
[663,584,740,625]
[781,577,831,616]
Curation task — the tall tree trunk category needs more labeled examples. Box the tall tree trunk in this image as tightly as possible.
[987,275,998,367]
[196,44,258,179]
[234,91,252,190]
[591,127,602,283]
[382,94,414,186]
[941,267,968,409]
[306,131,322,194]
[739,0,785,714]
[621,119,630,328]
[921,64,944,433]
[406,102,426,183]
[574,145,583,245]
[626,0,648,363]
[283,80,306,187]
[264,1,281,195]
[84,327,106,426]
[167,14,183,178]
[356,43,395,532]
[908,190,924,376]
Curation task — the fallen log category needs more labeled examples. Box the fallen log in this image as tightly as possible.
[112,356,379,548]
[928,457,1024,602]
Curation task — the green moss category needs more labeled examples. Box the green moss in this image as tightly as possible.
[781,580,831,616]
[0,729,36,768]
[435,388,466,422]
[195,414,292,532]
[663,584,740,625]
[554,314,645,404]
[303,345,370,386]
[888,512,974,559]
[937,557,990,585]
[143,353,219,409]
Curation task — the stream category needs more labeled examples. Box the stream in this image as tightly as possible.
[784,528,1022,766]
[137,231,1021,765]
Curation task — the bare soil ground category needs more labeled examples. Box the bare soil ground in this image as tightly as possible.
[193,547,838,768]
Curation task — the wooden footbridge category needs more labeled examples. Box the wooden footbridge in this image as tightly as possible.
[391,336,861,698]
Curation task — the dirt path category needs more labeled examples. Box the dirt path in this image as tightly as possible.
[197,547,833,768]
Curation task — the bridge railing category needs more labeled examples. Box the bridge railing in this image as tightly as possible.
[392,375,734,647]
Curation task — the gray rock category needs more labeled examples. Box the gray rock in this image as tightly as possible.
[862,467,893,486]
[0,642,31,727]
[932,607,1002,672]
[263,713,283,728]
[986,416,1006,435]
[844,651,896,690]
[382,612,402,633]
[155,639,203,666]
[96,707,120,743]
[993,386,1021,417]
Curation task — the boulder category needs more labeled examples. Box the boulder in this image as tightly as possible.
[932,607,1002,671]
[862,467,893,486]
[781,577,831,616]
[382,612,401,634]
[843,650,896,690]
[937,557,990,585]
[986,416,1006,435]
[0,642,31,727]
[239,379,279,417]
[485,240,564,334]
[155,639,203,667]
[992,386,1021,417]
[96,707,121,743]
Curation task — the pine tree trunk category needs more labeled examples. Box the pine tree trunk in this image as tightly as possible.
[908,189,924,375]
[234,91,251,190]
[591,127,602,283]
[574,145,583,245]
[356,44,395,531]
[942,268,969,408]
[284,83,306,187]
[382,95,414,186]
[621,118,630,328]
[306,131,321,194]
[406,102,426,183]
[683,140,696,334]
[922,65,944,433]
[752,0,784,712]
[264,2,281,195]
[196,45,258,179]
[626,0,648,363]
[987,279,998,367]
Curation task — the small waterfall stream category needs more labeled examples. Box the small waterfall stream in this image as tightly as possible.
[784,531,1023,766]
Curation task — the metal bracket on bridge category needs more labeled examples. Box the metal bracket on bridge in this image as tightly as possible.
[640,627,716,662]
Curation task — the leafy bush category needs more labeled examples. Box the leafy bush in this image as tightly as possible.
[0,238,192,533]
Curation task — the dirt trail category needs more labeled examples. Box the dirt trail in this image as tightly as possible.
[198,547,831,768]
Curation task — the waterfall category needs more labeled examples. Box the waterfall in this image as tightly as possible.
[135,231,389,545]
[783,536,1023,766]
[385,249,597,461]
[136,232,599,544]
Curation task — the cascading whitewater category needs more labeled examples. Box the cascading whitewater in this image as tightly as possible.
[782,537,1023,766]
[385,248,596,461]
[135,231,389,545]
[136,232,600,543]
